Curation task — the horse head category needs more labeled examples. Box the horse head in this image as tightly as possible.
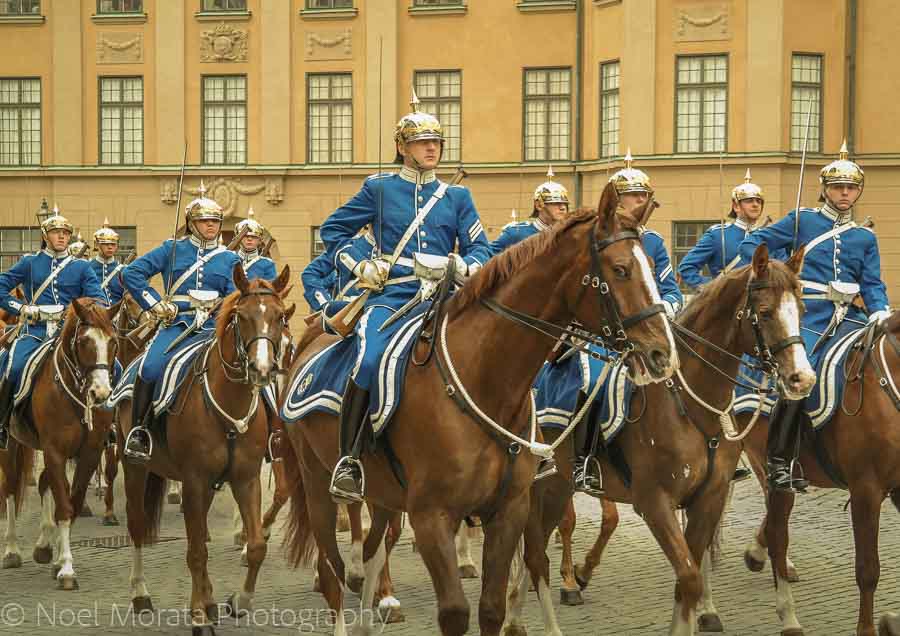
[67,298,122,404]
[574,181,678,385]
[223,264,296,389]
[743,243,816,399]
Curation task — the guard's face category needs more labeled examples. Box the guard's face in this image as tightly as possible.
[619,192,649,215]
[399,138,441,171]
[47,229,71,252]
[241,235,261,252]
[194,219,221,241]
[825,184,861,211]
[539,202,569,225]
[98,243,118,258]
[735,197,763,223]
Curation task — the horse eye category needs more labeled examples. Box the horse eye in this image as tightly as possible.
[613,265,629,279]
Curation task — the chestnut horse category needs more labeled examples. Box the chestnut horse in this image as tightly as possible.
[283,182,679,636]
[117,265,294,635]
[0,299,121,588]
[505,245,816,636]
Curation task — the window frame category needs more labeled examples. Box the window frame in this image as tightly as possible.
[671,220,719,292]
[306,72,353,165]
[109,226,137,256]
[98,76,144,166]
[790,52,824,154]
[201,74,248,166]
[0,227,42,271]
[311,226,325,258]
[95,0,142,14]
[673,53,729,154]
[0,77,41,167]
[413,68,462,162]
[599,59,620,159]
[522,66,572,163]
[304,0,353,7]
[201,0,246,11]
[0,0,41,15]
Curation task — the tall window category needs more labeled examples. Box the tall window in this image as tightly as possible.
[308,73,352,164]
[0,0,40,14]
[97,0,142,13]
[201,0,246,10]
[202,75,247,165]
[414,70,461,162]
[523,67,571,161]
[599,61,620,158]
[672,221,717,291]
[0,228,41,270]
[791,54,823,153]
[675,55,727,153]
[311,227,325,258]
[99,77,143,165]
[0,78,40,166]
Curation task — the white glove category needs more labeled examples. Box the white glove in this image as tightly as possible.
[150,301,177,322]
[662,300,677,319]
[449,253,470,285]
[868,309,891,326]
[20,305,40,321]
[353,259,389,290]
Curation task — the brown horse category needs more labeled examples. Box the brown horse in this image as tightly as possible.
[504,245,816,636]
[117,265,294,635]
[0,299,121,588]
[282,182,679,636]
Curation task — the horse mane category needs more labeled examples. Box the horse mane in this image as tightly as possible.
[216,278,278,341]
[62,298,115,339]
[452,208,602,314]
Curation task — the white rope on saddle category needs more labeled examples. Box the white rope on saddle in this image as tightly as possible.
[879,335,900,402]
[674,365,770,442]
[200,340,259,434]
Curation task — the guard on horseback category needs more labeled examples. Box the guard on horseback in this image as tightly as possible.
[90,219,126,306]
[121,183,241,461]
[235,208,276,281]
[489,166,569,254]
[322,91,492,503]
[0,209,106,450]
[739,142,890,492]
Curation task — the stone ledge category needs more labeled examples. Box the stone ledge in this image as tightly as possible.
[194,10,251,22]
[300,7,358,20]
[593,0,622,7]
[516,0,577,12]
[0,14,45,24]
[408,5,467,17]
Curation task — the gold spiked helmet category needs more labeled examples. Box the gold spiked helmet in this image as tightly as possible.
[394,89,444,147]
[185,180,225,224]
[533,165,570,206]
[40,205,74,241]
[235,206,265,239]
[93,217,120,246]
[609,148,652,195]
[820,140,864,191]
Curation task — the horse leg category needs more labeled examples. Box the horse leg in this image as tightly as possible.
[336,503,351,533]
[304,479,350,635]
[696,551,723,633]
[181,480,217,631]
[766,490,803,636]
[1,439,24,569]
[41,451,80,590]
[103,443,120,526]
[573,496,619,590]
[408,507,470,636]
[354,506,392,635]
[167,479,182,505]
[226,476,266,619]
[557,494,580,603]
[457,519,479,579]
[346,501,365,594]
[33,476,56,564]
[120,455,155,612]
[847,483,883,636]
[375,510,405,623]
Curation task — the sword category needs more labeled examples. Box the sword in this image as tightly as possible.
[164,297,223,354]
[166,141,188,302]
[377,289,423,333]
[792,94,815,255]
[227,226,250,252]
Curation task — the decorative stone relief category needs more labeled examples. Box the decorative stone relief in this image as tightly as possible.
[96,32,143,64]
[305,29,352,61]
[674,2,730,42]
[160,180,178,205]
[200,22,248,62]
[265,178,284,206]
[185,178,265,217]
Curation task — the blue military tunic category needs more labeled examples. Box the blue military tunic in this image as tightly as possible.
[0,249,105,386]
[302,233,374,323]
[641,228,684,313]
[320,166,492,390]
[122,235,241,385]
[90,256,125,305]
[237,249,276,282]
[489,218,549,255]
[739,205,890,366]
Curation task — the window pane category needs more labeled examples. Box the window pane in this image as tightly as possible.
[415,70,461,161]
[204,76,224,102]
[676,57,727,153]
[0,80,19,105]
[524,68,570,161]
[677,57,702,84]
[524,70,547,97]
[0,78,41,165]
[100,78,121,104]
[307,73,352,164]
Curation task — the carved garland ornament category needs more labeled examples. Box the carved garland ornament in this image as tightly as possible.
[306,29,351,57]
[96,33,143,63]
[676,9,728,36]
[200,22,248,62]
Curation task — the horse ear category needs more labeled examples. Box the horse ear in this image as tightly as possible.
[233,263,250,294]
[284,303,297,322]
[635,196,660,227]
[273,265,291,296]
[751,243,770,278]
[72,298,91,322]
[280,284,294,300]
[106,299,123,321]
[597,181,620,233]
[786,244,806,275]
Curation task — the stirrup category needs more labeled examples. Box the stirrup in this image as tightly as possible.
[767,458,807,494]
[123,427,153,463]
[575,456,604,498]
[267,431,284,463]
[534,456,558,482]
[329,457,365,505]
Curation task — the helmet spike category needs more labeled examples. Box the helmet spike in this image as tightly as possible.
[546,165,555,180]
[744,168,752,183]
[247,206,255,218]
[103,217,110,227]
[624,147,633,170]
[53,204,60,215]
[839,139,849,161]
[410,88,420,113]
[198,179,207,196]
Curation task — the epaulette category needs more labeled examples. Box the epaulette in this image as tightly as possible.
[501,221,530,231]
[860,225,876,234]
[366,172,394,181]
[706,223,725,232]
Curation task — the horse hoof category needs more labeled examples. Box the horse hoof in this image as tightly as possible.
[786,564,800,583]
[57,575,78,591]
[79,503,93,517]
[559,588,584,606]
[502,625,528,636]
[347,575,364,595]
[102,514,120,527]
[880,612,900,636]
[132,596,154,614]
[205,604,219,624]
[698,613,724,632]
[191,625,216,636]
[377,600,405,624]
[743,550,765,573]
[224,592,251,619]
[781,630,804,636]
[33,545,53,564]
[573,565,590,591]
[2,553,22,569]
[167,492,181,505]
[459,564,479,579]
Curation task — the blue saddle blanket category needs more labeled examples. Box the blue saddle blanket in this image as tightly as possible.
[733,327,866,429]
[107,339,208,416]
[281,303,430,435]
[13,339,55,407]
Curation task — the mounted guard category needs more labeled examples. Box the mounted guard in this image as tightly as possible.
[0,208,105,449]
[489,166,569,254]
[234,207,276,281]
[319,90,492,503]
[90,219,125,306]
[121,182,241,461]
[737,141,890,492]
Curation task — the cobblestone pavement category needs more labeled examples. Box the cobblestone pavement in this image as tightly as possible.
[1,461,898,635]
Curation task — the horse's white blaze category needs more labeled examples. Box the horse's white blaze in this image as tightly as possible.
[538,578,564,636]
[632,245,679,377]
[775,573,802,632]
[4,494,19,559]
[251,304,273,375]
[85,327,112,400]
[669,599,695,636]
[130,546,150,599]
[56,519,75,579]
[777,293,815,396]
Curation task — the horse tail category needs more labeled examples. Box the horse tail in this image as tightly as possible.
[282,442,316,569]
[891,489,900,515]
[142,473,167,544]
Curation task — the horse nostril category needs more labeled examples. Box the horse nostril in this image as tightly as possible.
[648,348,669,374]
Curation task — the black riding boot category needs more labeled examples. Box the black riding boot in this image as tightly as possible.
[0,380,14,451]
[329,380,370,504]
[766,398,808,493]
[123,379,155,463]
[572,393,603,497]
